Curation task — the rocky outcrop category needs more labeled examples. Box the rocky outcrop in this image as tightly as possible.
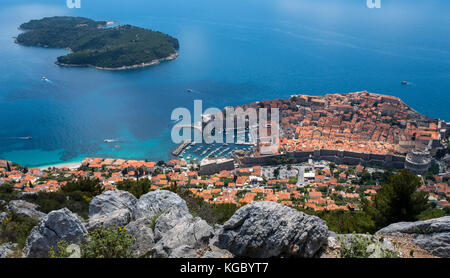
[25,208,87,258]
[133,190,188,219]
[16,190,333,258]
[152,212,214,258]
[6,200,45,220]
[376,216,450,258]
[153,207,192,241]
[214,201,329,258]
[0,211,8,222]
[0,243,18,258]
[125,217,155,258]
[88,190,137,231]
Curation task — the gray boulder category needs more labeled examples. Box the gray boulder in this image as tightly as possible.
[152,216,214,258]
[66,244,81,258]
[88,209,133,231]
[153,207,192,241]
[25,208,87,258]
[0,243,18,258]
[376,216,450,258]
[215,201,329,258]
[201,244,234,258]
[168,245,199,258]
[88,190,137,230]
[0,211,8,222]
[133,190,188,219]
[6,200,45,220]
[125,217,155,258]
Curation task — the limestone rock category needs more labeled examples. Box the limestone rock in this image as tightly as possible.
[215,201,329,258]
[88,190,137,230]
[6,200,45,220]
[0,243,18,258]
[25,208,87,258]
[153,207,192,242]
[152,216,214,258]
[66,244,81,258]
[125,217,155,257]
[133,190,189,220]
[376,216,450,258]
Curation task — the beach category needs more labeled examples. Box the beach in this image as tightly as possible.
[38,161,82,170]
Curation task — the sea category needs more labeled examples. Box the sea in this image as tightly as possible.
[0,0,449,167]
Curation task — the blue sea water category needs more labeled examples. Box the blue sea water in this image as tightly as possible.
[0,0,449,167]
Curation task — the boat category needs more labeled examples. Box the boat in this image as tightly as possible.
[187,89,193,93]
[42,76,48,81]
[104,139,115,143]
[401,81,408,85]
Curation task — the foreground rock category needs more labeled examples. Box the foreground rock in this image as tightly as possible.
[133,190,188,219]
[88,190,137,231]
[215,201,329,258]
[6,200,45,220]
[152,212,214,258]
[376,216,450,258]
[0,243,18,258]
[25,208,87,258]
[125,217,155,257]
[0,211,8,222]
[153,207,192,241]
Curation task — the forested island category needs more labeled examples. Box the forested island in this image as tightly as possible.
[15,16,179,70]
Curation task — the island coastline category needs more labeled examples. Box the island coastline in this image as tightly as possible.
[15,16,179,70]
[55,52,179,71]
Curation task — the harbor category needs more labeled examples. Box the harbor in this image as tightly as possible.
[171,139,192,156]
[170,126,256,163]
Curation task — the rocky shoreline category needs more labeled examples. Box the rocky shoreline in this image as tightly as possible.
[55,52,179,71]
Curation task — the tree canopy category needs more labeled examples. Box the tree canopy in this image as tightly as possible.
[364,170,429,228]
[16,16,179,69]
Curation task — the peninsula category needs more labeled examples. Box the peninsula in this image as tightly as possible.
[15,16,179,70]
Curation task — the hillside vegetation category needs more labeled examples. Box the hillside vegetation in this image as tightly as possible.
[16,16,179,69]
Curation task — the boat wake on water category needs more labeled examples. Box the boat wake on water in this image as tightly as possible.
[104,138,124,143]
[186,88,201,94]
[7,136,32,140]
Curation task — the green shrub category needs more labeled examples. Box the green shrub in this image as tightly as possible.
[150,211,164,231]
[49,240,76,258]
[0,213,39,248]
[418,208,445,220]
[0,183,19,204]
[81,226,135,258]
[49,226,135,258]
[116,179,151,198]
[23,178,102,219]
[338,234,400,258]
[363,170,429,229]
[319,210,376,234]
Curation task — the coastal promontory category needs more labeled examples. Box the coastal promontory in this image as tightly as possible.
[16,16,179,70]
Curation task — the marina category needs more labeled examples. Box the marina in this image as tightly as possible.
[171,139,192,156]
